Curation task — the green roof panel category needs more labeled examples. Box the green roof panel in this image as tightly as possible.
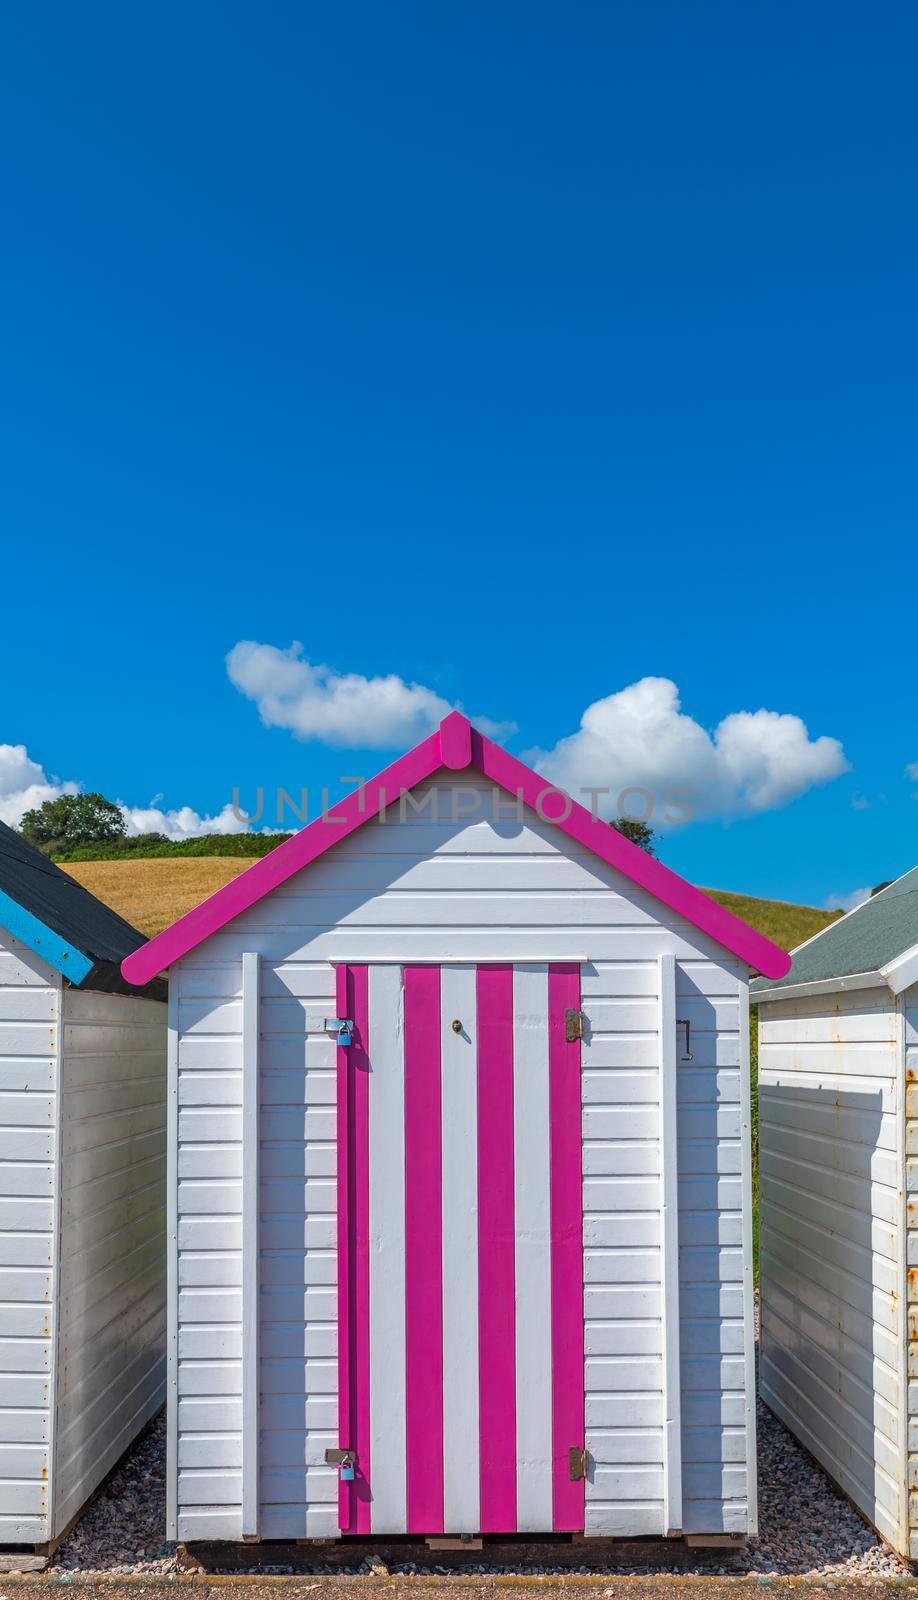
[751,866,918,994]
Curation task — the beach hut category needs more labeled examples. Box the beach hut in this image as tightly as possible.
[122,712,789,1549]
[753,869,918,1560]
[0,821,167,1554]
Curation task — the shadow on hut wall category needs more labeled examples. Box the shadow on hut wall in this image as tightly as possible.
[757,1067,889,1536]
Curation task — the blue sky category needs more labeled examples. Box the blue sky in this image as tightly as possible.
[1,1,915,908]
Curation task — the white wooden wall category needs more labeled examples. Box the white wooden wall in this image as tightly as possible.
[171,776,754,1542]
[0,930,60,1542]
[52,987,167,1539]
[904,982,918,1559]
[0,925,167,1545]
[758,985,906,1555]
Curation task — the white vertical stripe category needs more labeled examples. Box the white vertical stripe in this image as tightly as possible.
[512,963,553,1532]
[440,964,480,1534]
[658,953,683,1535]
[367,964,407,1533]
[241,951,260,1538]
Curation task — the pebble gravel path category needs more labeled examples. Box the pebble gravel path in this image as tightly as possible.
[47,1397,913,1580]
[51,1412,174,1577]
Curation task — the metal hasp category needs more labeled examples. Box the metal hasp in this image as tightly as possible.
[679,1018,693,1059]
[568,1446,588,1481]
[564,1007,585,1043]
[325,1446,357,1481]
[325,1017,354,1046]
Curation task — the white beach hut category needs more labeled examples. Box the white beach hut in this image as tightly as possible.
[0,822,167,1554]
[753,868,918,1559]
[122,711,790,1551]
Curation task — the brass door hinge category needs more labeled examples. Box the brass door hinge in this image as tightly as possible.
[568,1446,588,1481]
[564,1008,585,1043]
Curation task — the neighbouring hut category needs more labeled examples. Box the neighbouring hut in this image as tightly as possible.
[0,822,167,1553]
[753,868,918,1560]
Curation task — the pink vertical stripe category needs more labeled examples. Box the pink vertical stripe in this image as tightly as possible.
[548,963,585,1531]
[476,964,518,1534]
[336,965,371,1533]
[335,966,350,1532]
[403,965,444,1533]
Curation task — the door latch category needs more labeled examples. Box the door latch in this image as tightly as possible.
[679,1019,693,1060]
[564,1008,585,1043]
[325,1017,354,1047]
[325,1447,357,1481]
[568,1446,589,1481]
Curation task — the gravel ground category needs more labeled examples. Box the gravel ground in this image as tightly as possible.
[44,1395,914,1583]
[51,1412,174,1577]
[6,1582,915,1600]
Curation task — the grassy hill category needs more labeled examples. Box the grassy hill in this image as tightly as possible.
[62,853,840,950]
[702,888,838,955]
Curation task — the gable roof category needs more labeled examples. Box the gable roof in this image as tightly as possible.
[751,865,918,1000]
[121,712,792,985]
[0,820,165,997]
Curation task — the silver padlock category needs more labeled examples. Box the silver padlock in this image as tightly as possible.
[338,1020,353,1048]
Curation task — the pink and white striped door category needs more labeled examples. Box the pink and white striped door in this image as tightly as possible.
[335,962,584,1537]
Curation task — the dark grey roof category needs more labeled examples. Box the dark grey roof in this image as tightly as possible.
[0,822,165,999]
[751,866,918,995]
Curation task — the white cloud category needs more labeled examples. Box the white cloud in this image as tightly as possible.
[906,761,918,788]
[527,677,850,825]
[120,800,250,840]
[0,743,79,827]
[226,640,515,747]
[825,886,872,913]
[4,672,847,850]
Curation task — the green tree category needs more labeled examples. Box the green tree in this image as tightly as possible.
[610,816,656,855]
[20,792,126,854]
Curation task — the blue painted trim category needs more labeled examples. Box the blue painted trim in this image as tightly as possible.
[0,889,94,983]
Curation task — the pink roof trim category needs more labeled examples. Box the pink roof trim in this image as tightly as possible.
[121,711,792,985]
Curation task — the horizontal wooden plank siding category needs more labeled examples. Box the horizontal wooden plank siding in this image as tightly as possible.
[0,930,58,1542]
[759,985,905,1554]
[51,987,167,1539]
[172,777,752,1541]
[675,963,748,1534]
[904,983,918,1560]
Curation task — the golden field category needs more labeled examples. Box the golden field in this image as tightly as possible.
[63,856,257,936]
